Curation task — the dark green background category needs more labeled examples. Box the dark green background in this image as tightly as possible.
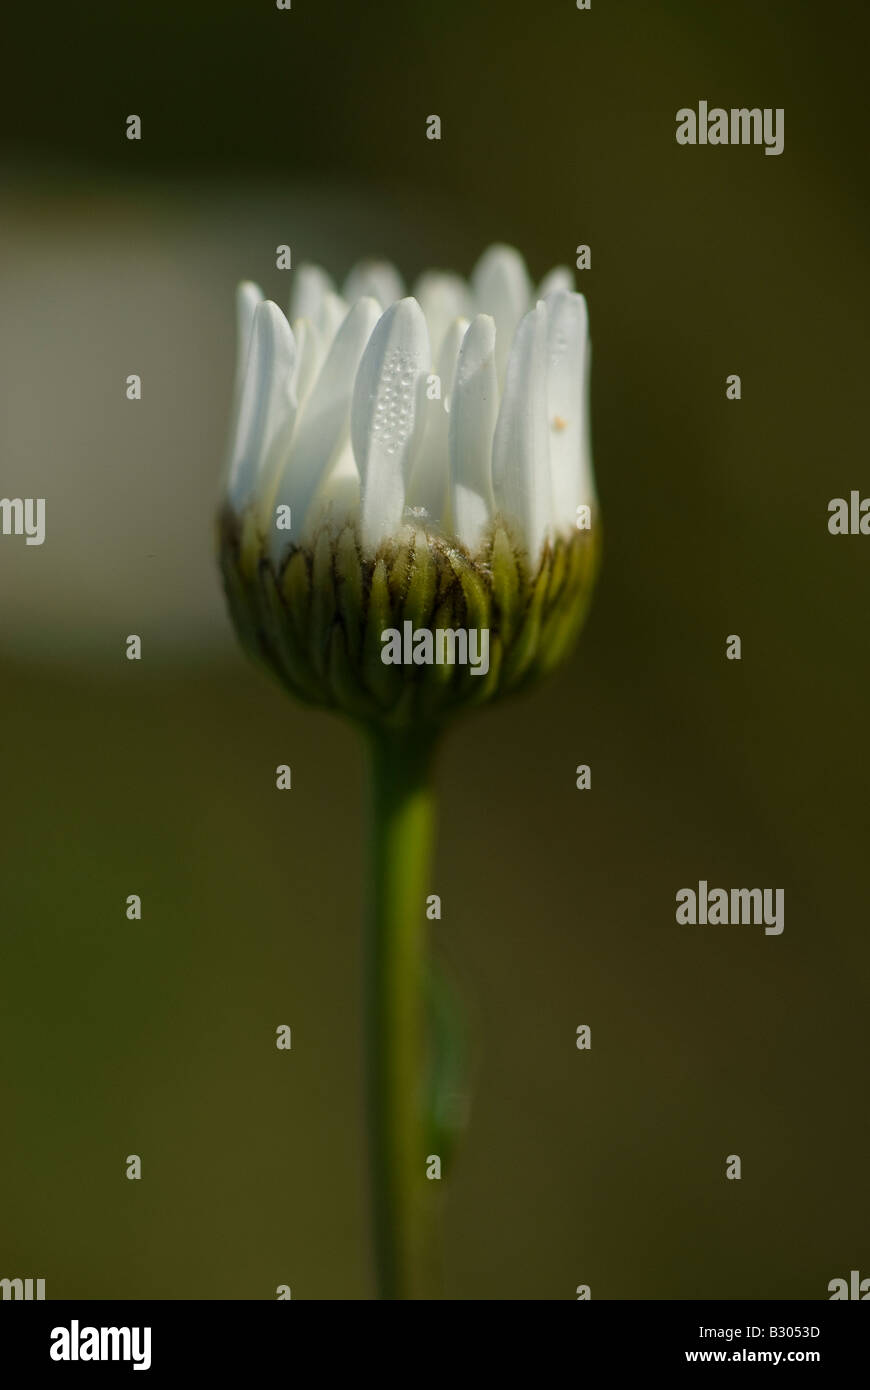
[1,0,867,1298]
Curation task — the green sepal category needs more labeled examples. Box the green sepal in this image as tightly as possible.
[308,528,336,680]
[364,558,402,710]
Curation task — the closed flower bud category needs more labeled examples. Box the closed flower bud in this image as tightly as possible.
[218,245,600,728]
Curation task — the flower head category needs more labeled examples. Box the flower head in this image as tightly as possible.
[218,245,599,727]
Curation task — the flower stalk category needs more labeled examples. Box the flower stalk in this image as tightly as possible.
[364,723,440,1300]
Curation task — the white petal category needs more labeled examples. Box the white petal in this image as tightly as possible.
[544,291,590,530]
[413,271,473,360]
[311,438,361,532]
[269,298,381,557]
[406,316,469,528]
[288,264,334,325]
[352,298,430,553]
[227,300,297,513]
[289,293,348,414]
[449,314,498,552]
[580,340,597,513]
[491,300,552,560]
[235,281,263,393]
[317,291,348,351]
[222,282,263,490]
[343,260,405,308]
[470,244,532,384]
[538,265,574,299]
[289,316,319,411]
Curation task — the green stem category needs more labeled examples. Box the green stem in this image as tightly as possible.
[364,723,440,1300]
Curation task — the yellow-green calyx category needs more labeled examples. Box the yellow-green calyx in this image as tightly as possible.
[219,509,599,730]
